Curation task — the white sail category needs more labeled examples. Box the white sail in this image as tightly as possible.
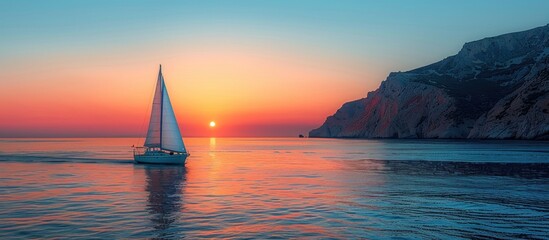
[144,67,163,148]
[161,86,186,152]
[143,65,186,153]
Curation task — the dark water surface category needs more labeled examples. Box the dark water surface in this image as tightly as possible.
[0,138,548,239]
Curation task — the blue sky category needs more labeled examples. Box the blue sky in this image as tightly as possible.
[2,0,548,72]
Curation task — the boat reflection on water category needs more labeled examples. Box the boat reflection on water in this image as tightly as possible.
[143,165,187,238]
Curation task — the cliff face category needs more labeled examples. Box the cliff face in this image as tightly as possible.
[468,58,549,139]
[310,24,549,139]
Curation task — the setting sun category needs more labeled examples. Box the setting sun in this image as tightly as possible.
[209,121,216,127]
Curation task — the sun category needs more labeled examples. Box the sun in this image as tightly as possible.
[209,121,216,127]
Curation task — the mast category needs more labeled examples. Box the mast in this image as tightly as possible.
[159,64,163,149]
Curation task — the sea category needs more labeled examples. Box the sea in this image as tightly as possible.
[0,138,548,239]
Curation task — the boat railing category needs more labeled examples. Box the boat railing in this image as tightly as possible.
[133,146,188,156]
[133,147,145,156]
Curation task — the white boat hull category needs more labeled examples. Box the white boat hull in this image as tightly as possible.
[134,152,188,165]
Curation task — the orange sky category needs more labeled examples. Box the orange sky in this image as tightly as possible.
[0,42,382,137]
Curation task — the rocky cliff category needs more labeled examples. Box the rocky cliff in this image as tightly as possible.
[310,24,549,139]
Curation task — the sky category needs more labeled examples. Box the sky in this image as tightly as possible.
[1,0,548,137]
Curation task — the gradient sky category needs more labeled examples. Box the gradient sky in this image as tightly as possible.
[1,0,548,137]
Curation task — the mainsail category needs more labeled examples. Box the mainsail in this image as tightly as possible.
[144,65,186,153]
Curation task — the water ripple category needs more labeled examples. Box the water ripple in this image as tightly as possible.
[0,138,548,239]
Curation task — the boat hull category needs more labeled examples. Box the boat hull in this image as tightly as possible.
[134,153,188,165]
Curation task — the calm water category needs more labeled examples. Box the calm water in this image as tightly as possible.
[0,138,548,239]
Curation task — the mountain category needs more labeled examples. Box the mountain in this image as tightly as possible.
[310,24,549,139]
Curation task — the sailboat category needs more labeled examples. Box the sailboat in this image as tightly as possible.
[133,65,189,165]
